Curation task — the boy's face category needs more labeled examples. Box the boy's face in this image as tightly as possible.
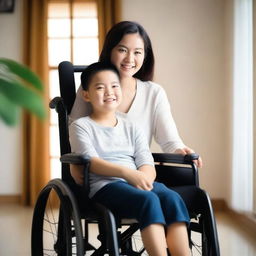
[83,70,122,113]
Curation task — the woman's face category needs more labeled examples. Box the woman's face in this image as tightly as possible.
[110,33,145,79]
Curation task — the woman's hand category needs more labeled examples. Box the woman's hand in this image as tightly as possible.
[174,147,203,168]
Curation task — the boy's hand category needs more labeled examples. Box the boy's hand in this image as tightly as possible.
[125,170,153,191]
[70,165,84,185]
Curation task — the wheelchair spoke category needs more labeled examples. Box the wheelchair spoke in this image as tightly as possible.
[131,231,148,255]
[43,209,59,247]
[42,248,57,256]
[42,227,57,237]
[190,231,203,256]
[43,216,58,226]
[45,196,58,234]
[191,241,202,255]
[43,190,71,255]
[31,181,84,256]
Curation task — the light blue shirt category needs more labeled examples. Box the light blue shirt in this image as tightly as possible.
[69,116,154,198]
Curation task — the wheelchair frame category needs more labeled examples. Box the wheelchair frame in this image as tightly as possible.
[31,61,220,256]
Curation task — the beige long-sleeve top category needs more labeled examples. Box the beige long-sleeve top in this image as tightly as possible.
[69,79,185,153]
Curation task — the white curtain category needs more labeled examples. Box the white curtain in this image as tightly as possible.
[231,0,253,211]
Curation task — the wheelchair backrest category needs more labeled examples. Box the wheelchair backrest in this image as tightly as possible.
[56,61,87,182]
[58,61,87,115]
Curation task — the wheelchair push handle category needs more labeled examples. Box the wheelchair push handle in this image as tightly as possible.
[184,153,199,162]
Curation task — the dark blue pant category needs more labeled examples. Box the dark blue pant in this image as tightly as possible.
[92,181,190,230]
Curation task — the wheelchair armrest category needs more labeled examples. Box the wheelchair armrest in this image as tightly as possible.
[49,96,63,109]
[49,96,66,114]
[60,153,91,195]
[60,153,90,165]
[152,153,199,164]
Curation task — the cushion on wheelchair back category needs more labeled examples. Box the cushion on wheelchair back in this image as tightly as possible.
[155,164,197,187]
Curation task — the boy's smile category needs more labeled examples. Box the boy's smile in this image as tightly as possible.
[104,97,116,102]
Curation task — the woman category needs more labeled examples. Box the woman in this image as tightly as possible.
[70,21,202,255]
[70,21,202,167]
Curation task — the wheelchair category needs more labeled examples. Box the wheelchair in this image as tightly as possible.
[31,61,220,256]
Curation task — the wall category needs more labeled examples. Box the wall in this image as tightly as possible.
[0,0,23,195]
[0,0,233,203]
[121,0,232,201]
[224,0,233,208]
[254,0,256,214]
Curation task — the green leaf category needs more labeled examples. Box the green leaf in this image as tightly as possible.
[0,77,46,120]
[0,92,20,126]
[0,58,43,91]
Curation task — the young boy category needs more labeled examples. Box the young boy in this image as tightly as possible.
[69,62,190,256]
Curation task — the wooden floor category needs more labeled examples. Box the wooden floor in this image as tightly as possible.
[0,203,256,255]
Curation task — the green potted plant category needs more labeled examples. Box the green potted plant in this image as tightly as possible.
[0,58,46,126]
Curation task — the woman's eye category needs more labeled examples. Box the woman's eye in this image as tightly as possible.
[118,48,126,53]
[135,51,142,55]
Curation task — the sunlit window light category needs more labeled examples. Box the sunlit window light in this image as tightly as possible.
[48,1,99,179]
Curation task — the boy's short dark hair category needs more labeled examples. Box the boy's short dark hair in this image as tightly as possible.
[81,62,120,91]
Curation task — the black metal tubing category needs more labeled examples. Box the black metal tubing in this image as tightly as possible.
[58,61,87,115]
[152,152,199,164]
[60,152,90,165]
[94,203,120,256]
[202,190,220,255]
[60,153,91,195]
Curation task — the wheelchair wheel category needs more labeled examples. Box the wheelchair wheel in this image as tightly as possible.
[171,186,220,256]
[121,230,147,256]
[189,213,219,256]
[130,231,147,255]
[119,221,212,256]
[31,179,84,256]
[130,223,213,256]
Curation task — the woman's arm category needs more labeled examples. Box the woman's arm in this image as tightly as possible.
[153,87,186,152]
[153,86,203,167]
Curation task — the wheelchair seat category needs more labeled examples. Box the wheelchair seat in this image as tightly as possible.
[31,61,220,256]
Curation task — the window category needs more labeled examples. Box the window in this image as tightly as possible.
[47,0,99,178]
[231,0,253,212]
[253,2,256,215]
